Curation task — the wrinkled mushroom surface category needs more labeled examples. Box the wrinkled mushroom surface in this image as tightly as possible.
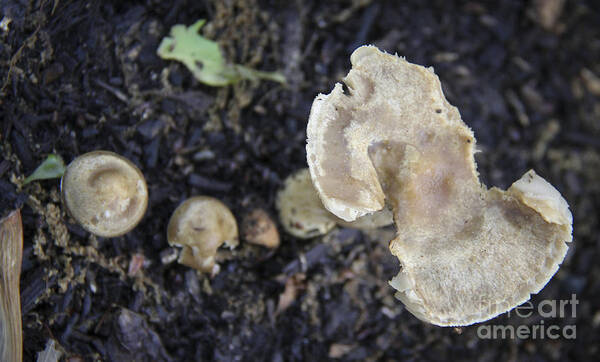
[307,45,573,326]
[61,151,148,237]
[167,196,239,273]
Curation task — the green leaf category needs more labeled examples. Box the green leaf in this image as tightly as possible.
[157,20,285,86]
[23,154,66,185]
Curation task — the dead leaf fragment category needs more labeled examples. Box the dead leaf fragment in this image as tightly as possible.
[328,343,356,359]
[275,274,305,316]
[36,339,62,362]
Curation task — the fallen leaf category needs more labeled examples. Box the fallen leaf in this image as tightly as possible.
[157,20,285,86]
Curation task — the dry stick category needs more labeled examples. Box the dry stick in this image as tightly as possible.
[0,210,23,362]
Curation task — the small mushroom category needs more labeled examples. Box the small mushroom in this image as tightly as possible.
[241,209,280,249]
[307,46,573,326]
[167,196,239,273]
[276,169,337,239]
[61,151,148,237]
[276,168,392,239]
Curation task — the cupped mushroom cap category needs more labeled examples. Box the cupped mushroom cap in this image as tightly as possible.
[167,196,238,273]
[307,45,573,326]
[61,151,148,237]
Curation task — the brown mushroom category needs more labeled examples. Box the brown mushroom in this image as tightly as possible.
[306,45,573,326]
[61,151,148,237]
[167,196,239,273]
[241,208,280,249]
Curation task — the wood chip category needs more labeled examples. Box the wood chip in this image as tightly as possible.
[0,210,23,362]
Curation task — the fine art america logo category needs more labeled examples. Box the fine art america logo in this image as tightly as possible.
[477,294,578,340]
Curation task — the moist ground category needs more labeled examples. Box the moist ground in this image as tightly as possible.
[1,0,598,360]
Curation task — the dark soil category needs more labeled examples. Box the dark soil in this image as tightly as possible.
[1,0,599,361]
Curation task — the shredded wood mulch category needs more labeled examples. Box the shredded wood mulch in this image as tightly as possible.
[1,0,598,360]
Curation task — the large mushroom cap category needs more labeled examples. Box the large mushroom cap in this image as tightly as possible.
[61,151,148,237]
[307,45,573,326]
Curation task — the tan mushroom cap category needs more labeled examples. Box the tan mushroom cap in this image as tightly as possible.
[61,151,148,237]
[276,168,392,239]
[307,45,573,326]
[277,169,337,239]
[167,196,239,273]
